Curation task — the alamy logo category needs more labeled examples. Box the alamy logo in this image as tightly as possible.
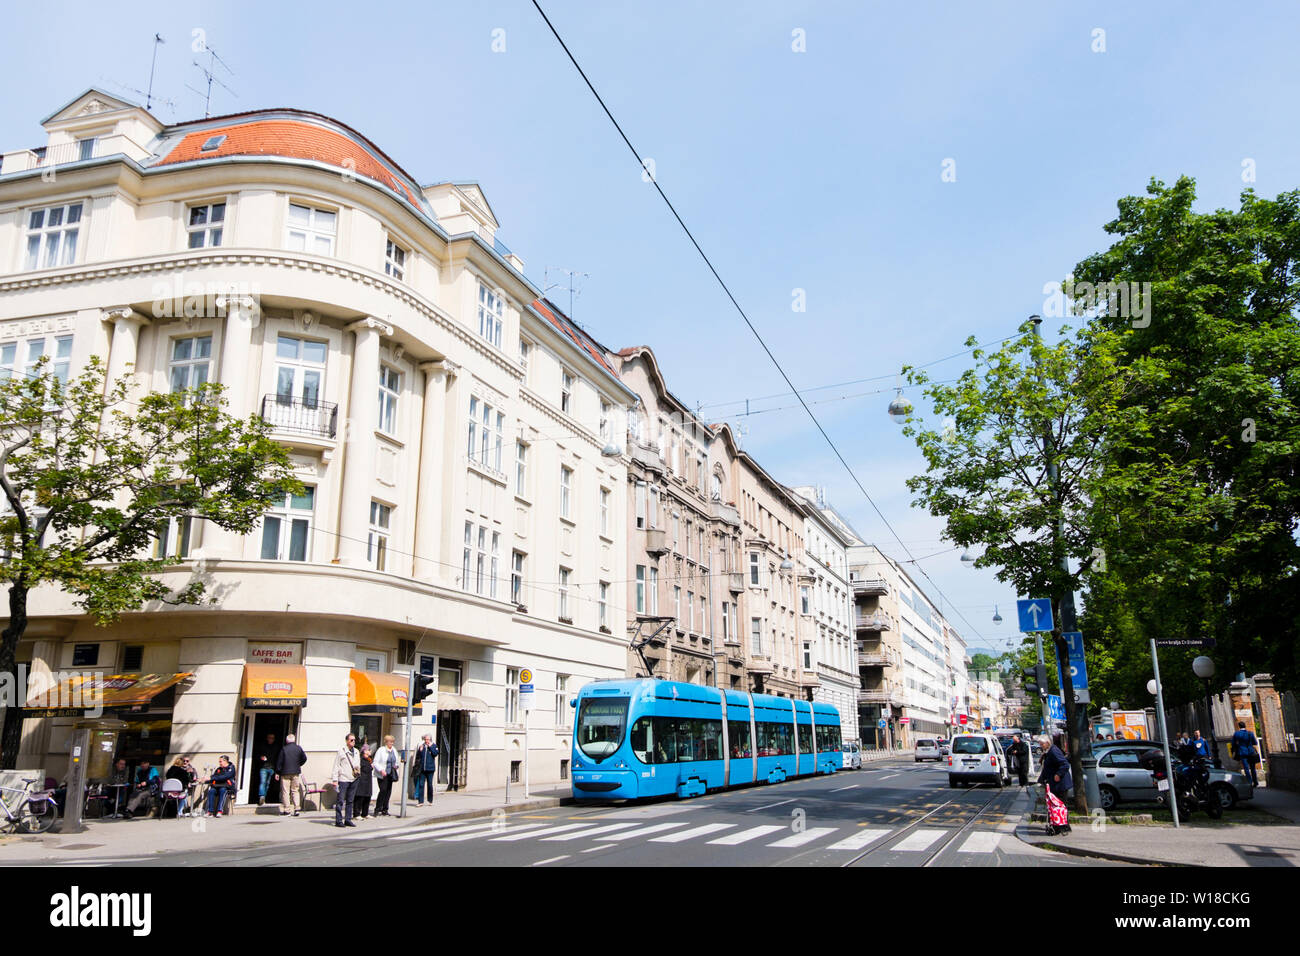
[0,667,104,718]
[49,886,152,936]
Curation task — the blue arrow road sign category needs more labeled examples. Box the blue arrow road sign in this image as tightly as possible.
[1016,598,1054,633]
[1046,694,1066,721]
[1062,631,1088,692]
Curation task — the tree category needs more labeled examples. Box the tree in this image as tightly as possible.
[903,321,1126,811]
[0,358,299,768]
[1072,177,1300,689]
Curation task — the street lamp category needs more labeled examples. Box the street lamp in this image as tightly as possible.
[1192,655,1222,767]
[992,604,1003,625]
[887,389,912,424]
[959,549,975,566]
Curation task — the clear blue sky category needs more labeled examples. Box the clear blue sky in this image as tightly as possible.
[8,1,1299,657]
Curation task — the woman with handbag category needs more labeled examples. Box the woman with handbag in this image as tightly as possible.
[372,734,400,816]
[352,745,375,820]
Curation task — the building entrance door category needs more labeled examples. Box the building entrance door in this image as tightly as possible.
[238,711,293,805]
[437,710,465,791]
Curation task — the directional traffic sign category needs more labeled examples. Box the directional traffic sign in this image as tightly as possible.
[1062,630,1089,702]
[1154,638,1217,648]
[1016,598,1054,633]
[1045,694,1066,721]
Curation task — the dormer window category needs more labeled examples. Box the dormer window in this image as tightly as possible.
[200,134,227,152]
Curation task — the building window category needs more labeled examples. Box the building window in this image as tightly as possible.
[700,596,707,634]
[518,337,532,370]
[378,365,400,434]
[153,510,195,561]
[687,590,695,632]
[478,282,504,349]
[506,667,519,725]
[722,602,731,642]
[462,522,472,587]
[367,501,391,571]
[260,487,315,561]
[636,565,646,614]
[476,526,487,594]
[801,586,810,615]
[672,512,680,552]
[635,481,647,530]
[490,531,500,599]
[385,238,407,281]
[560,466,572,519]
[648,567,659,614]
[749,552,760,586]
[673,586,681,623]
[510,760,521,783]
[561,370,573,414]
[3,334,73,385]
[560,759,570,780]
[187,202,225,248]
[515,441,528,497]
[600,401,611,441]
[169,335,212,392]
[274,334,327,407]
[512,551,525,605]
[599,487,610,536]
[556,675,570,728]
[751,618,764,657]
[598,584,609,630]
[25,202,83,270]
[558,567,571,621]
[77,137,96,161]
[468,397,504,472]
[286,203,336,255]
[804,643,812,670]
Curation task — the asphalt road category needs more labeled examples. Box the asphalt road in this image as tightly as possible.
[72,758,1115,867]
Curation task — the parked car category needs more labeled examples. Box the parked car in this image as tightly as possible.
[938,738,951,756]
[1091,739,1253,811]
[947,733,1010,787]
[915,738,943,762]
[842,740,862,770]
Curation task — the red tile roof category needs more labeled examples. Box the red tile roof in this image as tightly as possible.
[531,298,618,377]
[156,119,420,206]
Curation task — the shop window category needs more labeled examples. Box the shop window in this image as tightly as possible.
[122,645,144,671]
[560,759,569,780]
[510,760,521,783]
[72,643,99,667]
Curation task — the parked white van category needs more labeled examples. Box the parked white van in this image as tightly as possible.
[947,733,1011,787]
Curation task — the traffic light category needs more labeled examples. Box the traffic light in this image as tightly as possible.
[1022,663,1048,698]
[412,671,435,705]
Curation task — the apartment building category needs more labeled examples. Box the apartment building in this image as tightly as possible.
[0,90,637,796]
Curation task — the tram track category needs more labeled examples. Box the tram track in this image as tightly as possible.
[840,785,1010,867]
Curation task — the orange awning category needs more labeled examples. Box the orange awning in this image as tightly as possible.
[241,664,308,708]
[348,669,421,714]
[23,673,191,717]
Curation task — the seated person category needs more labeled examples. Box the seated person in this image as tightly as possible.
[163,757,192,817]
[205,756,237,816]
[124,761,160,818]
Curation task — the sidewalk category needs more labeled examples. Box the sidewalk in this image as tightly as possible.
[0,785,572,864]
[1015,785,1300,866]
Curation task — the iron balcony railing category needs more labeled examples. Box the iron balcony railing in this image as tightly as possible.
[261,394,338,439]
[852,577,889,596]
[855,612,892,631]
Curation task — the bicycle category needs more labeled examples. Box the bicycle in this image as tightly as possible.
[0,777,59,834]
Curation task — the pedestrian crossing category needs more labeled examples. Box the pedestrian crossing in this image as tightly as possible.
[387,815,1017,857]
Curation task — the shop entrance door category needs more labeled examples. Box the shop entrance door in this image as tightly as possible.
[238,712,294,805]
[437,710,465,791]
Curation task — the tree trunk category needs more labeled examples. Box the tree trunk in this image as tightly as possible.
[0,580,29,770]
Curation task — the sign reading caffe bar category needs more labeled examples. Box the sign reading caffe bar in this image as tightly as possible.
[247,642,302,666]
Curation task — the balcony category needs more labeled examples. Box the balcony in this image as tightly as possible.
[857,649,893,668]
[858,688,904,706]
[747,655,774,675]
[710,498,740,526]
[261,394,339,439]
[852,577,889,596]
[727,572,744,593]
[855,612,891,632]
[1,134,154,176]
[644,528,668,557]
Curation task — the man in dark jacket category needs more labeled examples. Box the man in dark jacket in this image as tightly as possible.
[413,733,439,806]
[254,732,282,806]
[1037,735,1072,804]
[1010,733,1030,787]
[1230,722,1260,786]
[274,733,308,816]
[205,756,237,816]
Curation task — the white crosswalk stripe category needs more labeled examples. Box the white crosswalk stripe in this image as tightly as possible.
[491,823,593,842]
[767,827,837,848]
[826,828,892,851]
[596,821,689,841]
[390,820,518,841]
[649,823,736,843]
[707,824,786,845]
[435,823,550,842]
[893,828,945,852]
[956,831,1002,853]
[542,823,638,841]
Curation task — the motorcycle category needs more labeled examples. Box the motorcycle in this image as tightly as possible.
[1141,746,1223,819]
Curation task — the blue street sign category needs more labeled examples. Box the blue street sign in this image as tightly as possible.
[1045,694,1066,721]
[1063,631,1089,692]
[877,719,887,729]
[1016,598,1054,633]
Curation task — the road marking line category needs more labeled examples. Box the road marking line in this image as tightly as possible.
[767,827,837,848]
[745,798,796,812]
[708,824,786,845]
[893,828,945,852]
[582,844,614,853]
[826,828,892,851]
[433,823,550,842]
[491,823,592,842]
[829,785,859,792]
[389,820,514,841]
[957,831,1002,853]
[880,773,900,780]
[542,823,638,841]
[532,855,569,866]
[649,823,736,843]
[596,822,689,841]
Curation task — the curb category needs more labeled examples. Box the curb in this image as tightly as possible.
[1014,827,1195,867]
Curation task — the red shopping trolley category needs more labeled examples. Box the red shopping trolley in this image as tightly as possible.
[1044,786,1071,835]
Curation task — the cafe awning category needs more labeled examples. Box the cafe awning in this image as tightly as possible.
[348,669,421,714]
[22,673,192,717]
[241,664,308,708]
[436,693,489,713]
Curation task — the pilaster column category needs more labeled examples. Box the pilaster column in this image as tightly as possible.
[101,307,148,391]
[413,359,457,583]
[337,318,392,566]
[214,294,261,419]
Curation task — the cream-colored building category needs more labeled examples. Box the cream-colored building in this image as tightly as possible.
[0,90,637,798]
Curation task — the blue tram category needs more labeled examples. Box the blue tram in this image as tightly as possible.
[570,679,842,800]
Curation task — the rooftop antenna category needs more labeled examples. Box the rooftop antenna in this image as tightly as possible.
[99,75,177,118]
[147,33,165,110]
[543,267,589,319]
[187,43,237,119]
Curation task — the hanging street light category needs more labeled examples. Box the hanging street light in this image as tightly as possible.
[887,388,912,424]
[992,604,1003,625]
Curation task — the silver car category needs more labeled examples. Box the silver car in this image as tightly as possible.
[842,741,862,770]
[1093,740,1253,811]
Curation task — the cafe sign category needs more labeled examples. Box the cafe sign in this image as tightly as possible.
[247,642,302,666]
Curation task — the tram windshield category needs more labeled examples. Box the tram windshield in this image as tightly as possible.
[576,697,630,760]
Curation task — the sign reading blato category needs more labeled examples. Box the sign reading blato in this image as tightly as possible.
[247,643,302,665]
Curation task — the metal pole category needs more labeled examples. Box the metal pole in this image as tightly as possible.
[1205,680,1222,768]
[399,669,414,819]
[1150,640,1180,828]
[523,705,531,800]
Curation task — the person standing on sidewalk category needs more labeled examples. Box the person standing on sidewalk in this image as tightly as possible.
[353,745,375,820]
[372,735,400,816]
[275,733,308,816]
[1230,722,1261,786]
[1192,730,1212,761]
[1010,733,1030,787]
[331,733,361,828]
[413,733,439,806]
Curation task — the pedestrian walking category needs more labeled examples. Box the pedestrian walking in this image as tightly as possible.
[413,733,439,806]
[1230,722,1261,786]
[353,745,375,819]
[1010,733,1030,787]
[254,732,282,806]
[1037,735,1072,805]
[372,734,400,816]
[331,733,361,828]
[275,733,308,816]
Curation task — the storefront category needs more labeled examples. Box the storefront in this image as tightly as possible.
[236,656,309,804]
[347,669,421,753]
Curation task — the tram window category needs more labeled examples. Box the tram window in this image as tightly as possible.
[728,720,752,758]
[798,723,813,753]
[631,716,653,764]
[576,697,630,759]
